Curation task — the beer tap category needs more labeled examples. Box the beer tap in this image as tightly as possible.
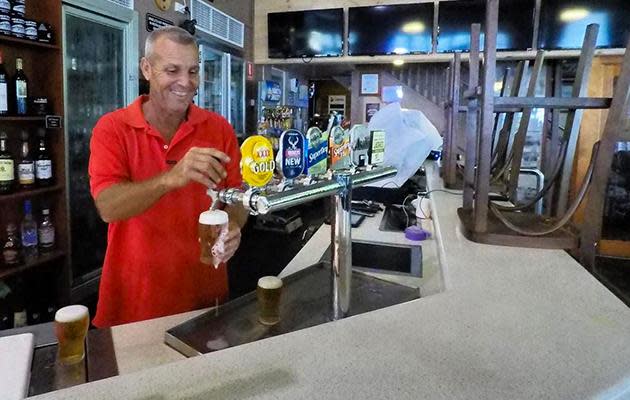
[207,165,397,320]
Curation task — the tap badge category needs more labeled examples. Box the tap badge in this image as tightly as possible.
[305,126,328,176]
[329,125,351,170]
[279,129,305,179]
[349,124,371,167]
[240,135,275,187]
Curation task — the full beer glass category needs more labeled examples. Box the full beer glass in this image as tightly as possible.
[257,276,283,326]
[54,305,89,365]
[198,209,228,266]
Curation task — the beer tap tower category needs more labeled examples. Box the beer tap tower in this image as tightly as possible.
[208,166,397,320]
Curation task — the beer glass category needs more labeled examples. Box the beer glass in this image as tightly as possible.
[256,276,283,326]
[198,209,229,266]
[54,305,89,365]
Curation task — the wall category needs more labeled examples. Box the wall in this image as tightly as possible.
[350,67,445,133]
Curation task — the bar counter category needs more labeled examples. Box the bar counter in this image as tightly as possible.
[30,162,630,399]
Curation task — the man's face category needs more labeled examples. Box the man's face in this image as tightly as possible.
[142,37,199,115]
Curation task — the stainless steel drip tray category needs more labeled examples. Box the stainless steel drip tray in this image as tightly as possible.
[165,262,420,357]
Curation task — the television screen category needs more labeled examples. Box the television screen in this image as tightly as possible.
[437,0,535,52]
[348,4,434,56]
[268,8,343,58]
[538,0,630,49]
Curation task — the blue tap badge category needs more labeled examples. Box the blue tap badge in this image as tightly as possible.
[305,127,329,176]
[279,129,305,179]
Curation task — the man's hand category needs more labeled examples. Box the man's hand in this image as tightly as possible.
[211,220,242,265]
[163,147,231,189]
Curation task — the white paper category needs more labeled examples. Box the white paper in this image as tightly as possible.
[0,333,34,400]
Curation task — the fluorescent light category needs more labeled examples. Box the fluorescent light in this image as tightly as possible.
[402,21,425,33]
[559,8,590,22]
[393,59,405,66]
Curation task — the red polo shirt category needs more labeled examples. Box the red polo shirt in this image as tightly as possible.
[89,96,242,328]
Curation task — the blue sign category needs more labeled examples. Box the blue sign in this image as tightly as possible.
[279,130,305,179]
[260,80,281,102]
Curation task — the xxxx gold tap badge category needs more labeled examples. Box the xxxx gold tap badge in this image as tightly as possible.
[240,135,275,187]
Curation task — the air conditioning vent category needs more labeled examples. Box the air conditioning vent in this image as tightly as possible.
[105,0,133,9]
[191,0,244,48]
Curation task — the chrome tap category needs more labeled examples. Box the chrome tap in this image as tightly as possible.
[208,166,397,320]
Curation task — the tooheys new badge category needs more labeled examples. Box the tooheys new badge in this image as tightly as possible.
[305,126,328,176]
[278,129,305,179]
[329,125,351,170]
[240,135,275,187]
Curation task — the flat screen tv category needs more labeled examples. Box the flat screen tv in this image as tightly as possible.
[348,4,434,56]
[538,0,630,49]
[267,8,343,58]
[437,0,535,52]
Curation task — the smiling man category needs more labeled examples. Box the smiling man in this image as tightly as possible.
[88,26,248,328]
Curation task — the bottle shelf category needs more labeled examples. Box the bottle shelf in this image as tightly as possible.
[0,184,63,201]
[0,116,46,121]
[0,250,65,280]
[0,35,59,50]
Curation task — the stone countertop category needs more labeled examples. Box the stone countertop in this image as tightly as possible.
[30,162,630,399]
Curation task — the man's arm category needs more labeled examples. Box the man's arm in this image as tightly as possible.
[95,147,231,223]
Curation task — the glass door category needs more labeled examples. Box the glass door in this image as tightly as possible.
[62,3,138,297]
[229,55,245,135]
[198,45,225,114]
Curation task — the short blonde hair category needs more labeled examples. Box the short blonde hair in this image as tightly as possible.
[145,26,198,60]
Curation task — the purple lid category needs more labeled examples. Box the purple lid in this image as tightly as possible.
[405,225,430,241]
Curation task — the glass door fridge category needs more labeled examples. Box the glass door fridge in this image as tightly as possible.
[196,45,246,136]
[62,0,138,301]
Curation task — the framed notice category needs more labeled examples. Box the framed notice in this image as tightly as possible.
[365,103,380,123]
[360,73,379,95]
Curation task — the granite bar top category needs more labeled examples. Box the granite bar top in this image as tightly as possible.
[30,162,630,399]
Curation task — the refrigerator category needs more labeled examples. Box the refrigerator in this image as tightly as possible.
[62,0,138,301]
[196,44,245,136]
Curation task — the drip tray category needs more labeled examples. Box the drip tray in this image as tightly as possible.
[165,263,419,357]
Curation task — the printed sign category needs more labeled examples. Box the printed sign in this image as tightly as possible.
[279,129,305,179]
[369,130,386,166]
[45,115,62,129]
[146,13,173,32]
[260,80,281,102]
[329,125,351,170]
[305,127,328,176]
[240,135,275,187]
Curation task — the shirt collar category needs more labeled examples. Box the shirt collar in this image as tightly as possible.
[122,95,209,129]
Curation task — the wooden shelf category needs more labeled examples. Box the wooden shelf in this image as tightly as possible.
[0,34,59,50]
[0,116,46,121]
[0,250,66,280]
[0,185,63,202]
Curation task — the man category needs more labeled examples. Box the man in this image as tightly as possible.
[88,26,248,328]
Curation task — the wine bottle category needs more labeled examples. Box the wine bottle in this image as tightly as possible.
[38,208,55,253]
[0,50,8,115]
[17,130,34,189]
[0,131,14,193]
[14,57,28,115]
[35,128,53,186]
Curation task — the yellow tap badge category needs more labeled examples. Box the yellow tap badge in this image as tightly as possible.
[240,135,275,187]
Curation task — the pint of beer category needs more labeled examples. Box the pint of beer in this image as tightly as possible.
[54,305,89,365]
[198,209,229,266]
[256,276,283,326]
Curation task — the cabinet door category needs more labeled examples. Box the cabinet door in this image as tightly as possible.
[229,56,245,135]
[62,4,137,292]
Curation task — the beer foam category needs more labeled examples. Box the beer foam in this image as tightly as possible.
[199,209,228,225]
[55,305,89,323]
[258,276,282,289]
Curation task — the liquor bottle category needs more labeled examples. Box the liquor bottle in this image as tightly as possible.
[14,57,28,115]
[38,208,55,253]
[35,128,53,186]
[17,130,34,189]
[2,223,21,265]
[20,199,38,260]
[0,131,15,193]
[12,278,27,328]
[0,50,8,115]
